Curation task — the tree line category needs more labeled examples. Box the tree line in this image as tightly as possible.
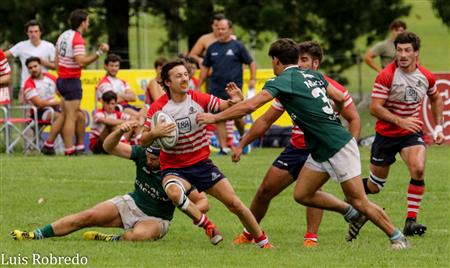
[0,0,448,80]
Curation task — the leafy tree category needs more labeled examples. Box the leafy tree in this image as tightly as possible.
[431,0,450,27]
[217,0,411,83]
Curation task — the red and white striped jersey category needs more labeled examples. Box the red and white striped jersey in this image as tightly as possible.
[371,62,437,137]
[90,109,130,140]
[23,73,57,104]
[272,75,353,149]
[56,30,86,78]
[145,90,221,170]
[96,75,131,105]
[0,48,11,105]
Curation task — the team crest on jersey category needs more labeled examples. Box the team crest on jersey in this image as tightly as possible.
[405,86,419,101]
[188,106,197,114]
[176,117,191,134]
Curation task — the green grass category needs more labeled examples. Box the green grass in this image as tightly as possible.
[1,147,449,267]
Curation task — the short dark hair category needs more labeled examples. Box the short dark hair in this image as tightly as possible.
[389,19,407,30]
[70,9,89,30]
[268,38,300,65]
[160,59,188,99]
[394,32,421,51]
[213,13,227,22]
[25,20,43,33]
[102,91,117,103]
[25,57,41,67]
[179,55,199,69]
[104,53,122,65]
[154,57,168,69]
[298,41,323,63]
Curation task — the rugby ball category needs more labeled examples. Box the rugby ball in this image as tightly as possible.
[151,111,178,149]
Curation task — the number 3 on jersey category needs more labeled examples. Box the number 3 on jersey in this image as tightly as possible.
[311,87,333,114]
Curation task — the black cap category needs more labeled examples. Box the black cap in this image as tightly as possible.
[145,144,160,156]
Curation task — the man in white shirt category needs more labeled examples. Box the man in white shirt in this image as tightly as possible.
[5,20,56,88]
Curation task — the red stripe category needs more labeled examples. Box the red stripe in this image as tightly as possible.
[178,128,205,140]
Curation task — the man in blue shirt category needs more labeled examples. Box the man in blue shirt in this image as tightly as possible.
[198,18,256,154]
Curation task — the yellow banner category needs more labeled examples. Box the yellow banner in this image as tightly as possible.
[72,69,292,131]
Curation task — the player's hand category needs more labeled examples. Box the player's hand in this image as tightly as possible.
[197,112,217,124]
[99,43,109,53]
[397,117,423,133]
[433,125,445,145]
[119,120,139,133]
[231,146,243,163]
[226,82,244,102]
[153,120,176,138]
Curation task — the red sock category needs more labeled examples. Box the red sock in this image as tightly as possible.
[304,232,318,242]
[407,179,425,219]
[64,147,76,155]
[194,214,211,229]
[75,144,85,150]
[254,232,268,247]
[242,228,253,240]
[44,140,54,148]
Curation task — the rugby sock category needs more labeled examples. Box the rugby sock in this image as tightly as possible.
[36,224,55,238]
[343,205,359,222]
[43,140,54,148]
[64,147,76,155]
[75,144,85,151]
[194,214,211,229]
[406,178,425,219]
[254,232,269,247]
[304,232,318,242]
[389,229,402,241]
[242,228,253,240]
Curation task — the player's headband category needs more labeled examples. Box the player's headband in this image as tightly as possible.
[146,144,160,156]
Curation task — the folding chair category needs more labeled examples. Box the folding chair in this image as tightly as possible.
[0,86,40,154]
[35,106,55,146]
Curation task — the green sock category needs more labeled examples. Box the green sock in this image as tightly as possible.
[37,224,55,238]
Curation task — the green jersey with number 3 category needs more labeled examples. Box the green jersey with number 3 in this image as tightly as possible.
[264,66,352,162]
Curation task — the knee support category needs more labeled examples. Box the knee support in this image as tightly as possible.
[369,172,387,191]
[164,179,190,211]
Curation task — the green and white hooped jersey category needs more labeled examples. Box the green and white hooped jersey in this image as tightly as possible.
[263,66,352,162]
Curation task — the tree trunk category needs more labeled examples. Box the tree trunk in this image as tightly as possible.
[105,0,130,68]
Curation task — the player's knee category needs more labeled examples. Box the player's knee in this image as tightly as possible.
[254,186,276,203]
[76,210,97,227]
[293,190,310,206]
[367,172,387,194]
[164,179,189,211]
[409,163,425,179]
[225,198,246,215]
[122,230,158,241]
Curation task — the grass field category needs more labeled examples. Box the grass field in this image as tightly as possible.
[1,146,448,267]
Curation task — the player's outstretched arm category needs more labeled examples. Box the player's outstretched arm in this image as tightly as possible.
[103,121,137,159]
[197,87,274,124]
[232,107,283,163]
